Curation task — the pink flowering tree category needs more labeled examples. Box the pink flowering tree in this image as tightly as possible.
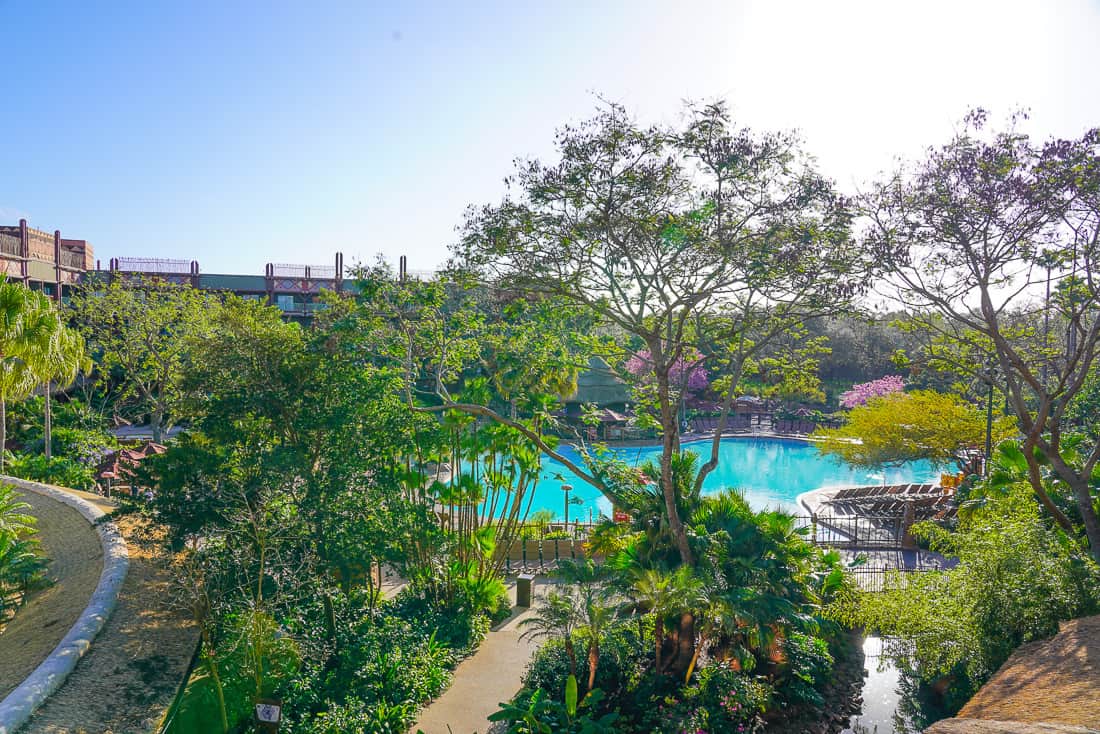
[625,349,709,393]
[839,375,905,409]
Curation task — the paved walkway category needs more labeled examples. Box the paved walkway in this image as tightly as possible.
[0,488,103,701]
[411,581,551,734]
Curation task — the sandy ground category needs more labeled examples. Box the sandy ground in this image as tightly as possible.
[23,513,199,734]
[0,489,103,701]
[956,614,1100,729]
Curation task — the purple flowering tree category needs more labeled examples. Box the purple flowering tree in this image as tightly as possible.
[625,349,709,393]
[864,109,1100,558]
[838,375,905,409]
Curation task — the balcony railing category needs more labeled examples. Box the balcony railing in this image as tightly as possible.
[114,257,194,274]
[59,249,85,269]
[276,301,329,314]
[271,264,337,279]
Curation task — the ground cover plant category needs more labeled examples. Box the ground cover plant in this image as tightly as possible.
[0,483,47,626]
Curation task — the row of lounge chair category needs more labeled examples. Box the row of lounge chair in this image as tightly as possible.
[690,416,757,433]
[825,486,957,524]
[827,483,943,502]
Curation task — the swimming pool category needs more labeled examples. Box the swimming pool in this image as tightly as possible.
[528,437,940,521]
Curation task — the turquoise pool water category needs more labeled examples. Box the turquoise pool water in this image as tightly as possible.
[529,437,940,521]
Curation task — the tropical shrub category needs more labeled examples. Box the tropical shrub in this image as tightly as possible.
[522,620,648,708]
[273,588,491,734]
[489,676,619,734]
[6,452,95,491]
[774,631,833,708]
[0,482,47,624]
[640,663,772,733]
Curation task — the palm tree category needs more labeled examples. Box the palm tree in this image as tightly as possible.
[519,589,583,678]
[630,566,698,673]
[577,583,617,691]
[40,318,89,460]
[0,282,56,473]
[554,559,619,691]
[0,483,37,539]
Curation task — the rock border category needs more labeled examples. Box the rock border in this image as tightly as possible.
[0,477,129,734]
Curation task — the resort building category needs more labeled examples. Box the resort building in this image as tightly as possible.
[2,218,359,321]
[0,219,94,301]
[101,253,347,321]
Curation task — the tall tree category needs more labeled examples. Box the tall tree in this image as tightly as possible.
[0,281,60,473]
[41,317,89,459]
[68,278,213,442]
[864,110,1100,558]
[455,102,867,565]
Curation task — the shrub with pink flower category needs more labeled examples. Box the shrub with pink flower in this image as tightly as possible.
[838,375,905,409]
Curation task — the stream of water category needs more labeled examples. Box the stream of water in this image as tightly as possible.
[843,636,903,734]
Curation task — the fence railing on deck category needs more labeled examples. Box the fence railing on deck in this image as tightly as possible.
[501,537,587,574]
[794,514,906,549]
[845,565,936,592]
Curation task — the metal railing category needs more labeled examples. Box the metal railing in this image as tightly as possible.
[794,514,906,549]
[271,264,336,279]
[115,257,194,274]
[276,301,329,314]
[845,565,936,592]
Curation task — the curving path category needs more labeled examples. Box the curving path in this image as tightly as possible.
[411,580,553,734]
[21,511,199,733]
[0,487,104,702]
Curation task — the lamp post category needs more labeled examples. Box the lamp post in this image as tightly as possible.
[562,484,573,526]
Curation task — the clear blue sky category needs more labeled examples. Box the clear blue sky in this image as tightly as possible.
[2,1,1099,274]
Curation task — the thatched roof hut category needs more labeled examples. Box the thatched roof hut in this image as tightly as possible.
[565,356,631,411]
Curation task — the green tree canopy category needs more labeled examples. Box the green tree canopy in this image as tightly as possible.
[68,278,214,441]
[454,101,869,566]
[863,110,1100,558]
[815,390,1014,470]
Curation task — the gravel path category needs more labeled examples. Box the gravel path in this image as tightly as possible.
[23,513,199,734]
[0,489,103,701]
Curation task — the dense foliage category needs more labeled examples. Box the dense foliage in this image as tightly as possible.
[5,104,1094,732]
[0,483,47,625]
[815,389,1015,470]
[492,468,853,732]
[832,447,1100,711]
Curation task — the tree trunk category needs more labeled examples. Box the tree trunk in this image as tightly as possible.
[564,638,578,679]
[43,381,51,460]
[654,362,693,567]
[1023,436,1076,534]
[587,639,598,692]
[0,397,6,475]
[1069,475,1100,563]
[151,405,165,443]
[670,611,695,676]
